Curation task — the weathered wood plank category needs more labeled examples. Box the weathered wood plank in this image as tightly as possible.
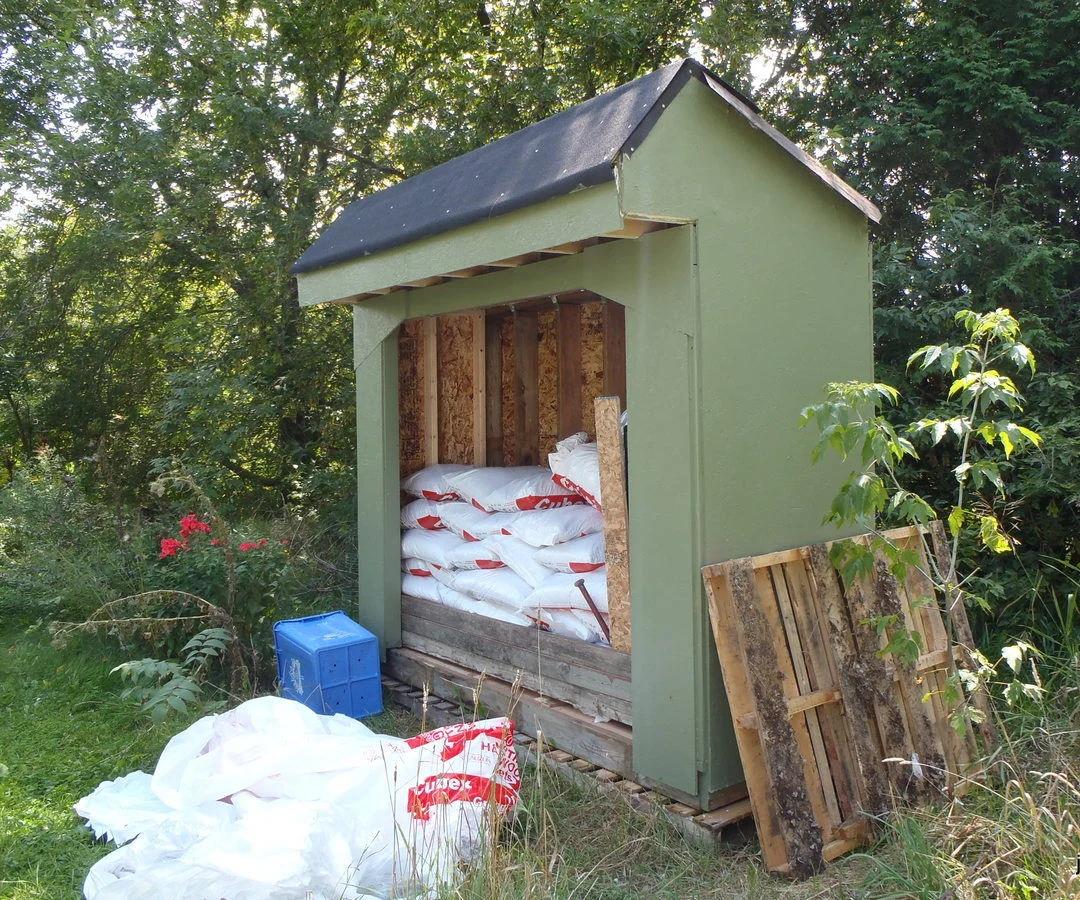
[595,395,630,653]
[805,544,892,819]
[400,621,632,724]
[385,647,633,775]
[728,559,824,877]
[871,554,947,799]
[929,520,998,750]
[401,594,630,680]
[702,561,790,872]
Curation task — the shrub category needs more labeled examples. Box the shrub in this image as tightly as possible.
[0,449,155,621]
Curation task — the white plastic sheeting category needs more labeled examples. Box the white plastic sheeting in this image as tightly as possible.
[76,697,519,899]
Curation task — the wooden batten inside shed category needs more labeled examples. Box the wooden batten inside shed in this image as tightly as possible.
[294,57,880,813]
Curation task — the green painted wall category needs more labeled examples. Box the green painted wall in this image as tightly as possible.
[618,78,874,799]
[339,75,873,807]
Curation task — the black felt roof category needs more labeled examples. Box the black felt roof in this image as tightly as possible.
[292,59,875,275]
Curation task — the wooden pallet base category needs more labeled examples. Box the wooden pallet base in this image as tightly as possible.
[382,674,753,846]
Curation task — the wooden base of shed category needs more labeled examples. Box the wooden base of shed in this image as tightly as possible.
[381,670,753,846]
[391,594,749,815]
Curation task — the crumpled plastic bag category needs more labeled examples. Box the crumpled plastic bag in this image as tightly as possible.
[76,696,519,899]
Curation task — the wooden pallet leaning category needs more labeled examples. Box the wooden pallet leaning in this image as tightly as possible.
[701,525,979,877]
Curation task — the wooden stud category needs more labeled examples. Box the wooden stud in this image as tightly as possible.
[485,314,503,465]
[513,309,539,465]
[595,396,631,653]
[601,301,627,407]
[603,218,668,238]
[420,316,439,465]
[557,304,583,437]
[469,310,486,466]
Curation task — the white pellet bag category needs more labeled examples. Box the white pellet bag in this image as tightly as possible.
[447,567,532,609]
[77,696,519,899]
[445,539,505,570]
[534,532,606,573]
[439,502,519,541]
[401,498,445,530]
[446,466,583,512]
[538,608,608,644]
[504,504,604,547]
[484,534,552,588]
[402,556,438,576]
[549,431,602,509]
[524,568,609,612]
[401,463,474,501]
[401,528,468,569]
[402,573,441,602]
[436,584,534,626]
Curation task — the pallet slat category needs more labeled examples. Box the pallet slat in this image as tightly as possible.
[702,525,980,877]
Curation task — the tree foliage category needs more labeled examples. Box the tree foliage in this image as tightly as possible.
[2,1,1078,635]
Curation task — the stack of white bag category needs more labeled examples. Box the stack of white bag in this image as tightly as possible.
[76,696,520,900]
[399,453,611,644]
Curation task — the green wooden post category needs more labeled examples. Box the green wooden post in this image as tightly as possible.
[354,316,401,654]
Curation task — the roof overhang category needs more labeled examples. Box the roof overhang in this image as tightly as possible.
[297,182,676,307]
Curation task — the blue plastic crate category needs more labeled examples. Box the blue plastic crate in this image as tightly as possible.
[273,611,383,718]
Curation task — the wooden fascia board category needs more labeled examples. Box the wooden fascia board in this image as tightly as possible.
[297,182,624,306]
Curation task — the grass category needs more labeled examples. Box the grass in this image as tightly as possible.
[7,615,1074,899]
[0,621,875,899]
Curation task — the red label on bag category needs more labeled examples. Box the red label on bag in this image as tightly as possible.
[552,474,600,510]
[416,514,443,530]
[407,773,517,821]
[568,561,604,573]
[475,559,505,569]
[513,494,585,511]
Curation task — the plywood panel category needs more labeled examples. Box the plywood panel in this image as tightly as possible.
[538,307,558,459]
[580,301,605,437]
[514,309,540,465]
[437,314,474,464]
[499,315,516,465]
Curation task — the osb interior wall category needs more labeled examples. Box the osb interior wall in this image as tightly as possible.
[399,298,618,476]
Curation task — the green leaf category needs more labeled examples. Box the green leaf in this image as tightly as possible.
[947,506,965,537]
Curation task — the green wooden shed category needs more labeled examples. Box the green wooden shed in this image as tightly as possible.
[294,58,879,813]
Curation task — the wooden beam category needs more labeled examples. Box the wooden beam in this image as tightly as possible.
[603,218,668,239]
[543,240,588,255]
[735,689,842,729]
[489,253,542,268]
[602,301,627,407]
[485,314,503,465]
[470,311,486,465]
[595,396,630,653]
[557,304,583,437]
[420,316,439,465]
[444,265,490,279]
[514,309,539,465]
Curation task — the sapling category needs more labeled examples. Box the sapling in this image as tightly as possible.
[801,308,1044,754]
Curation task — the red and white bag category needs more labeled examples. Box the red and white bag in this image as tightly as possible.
[446,466,583,513]
[444,567,531,609]
[523,568,608,612]
[438,502,518,542]
[537,608,609,644]
[401,529,468,569]
[483,534,551,588]
[549,432,602,509]
[445,540,505,571]
[401,498,445,531]
[436,584,534,626]
[534,532,606,573]
[401,464,474,501]
[402,557,438,577]
[504,505,604,548]
[402,573,441,602]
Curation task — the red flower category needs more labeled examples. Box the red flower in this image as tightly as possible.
[179,514,212,539]
[210,538,224,547]
[159,537,187,559]
[239,538,269,552]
